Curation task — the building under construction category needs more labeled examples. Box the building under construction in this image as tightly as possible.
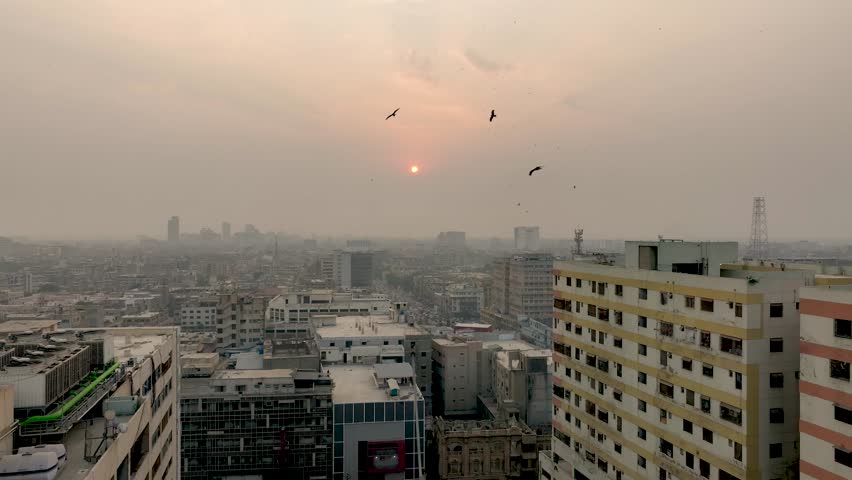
[180,347,334,480]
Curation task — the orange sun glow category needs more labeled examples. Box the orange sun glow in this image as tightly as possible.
[410,165,419,174]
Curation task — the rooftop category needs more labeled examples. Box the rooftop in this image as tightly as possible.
[327,364,421,404]
[315,315,427,339]
[0,319,60,335]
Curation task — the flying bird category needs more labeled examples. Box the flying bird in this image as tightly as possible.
[528,166,543,176]
[489,109,497,122]
[385,108,400,120]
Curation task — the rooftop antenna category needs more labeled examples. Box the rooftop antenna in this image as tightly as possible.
[748,196,769,261]
[573,228,584,257]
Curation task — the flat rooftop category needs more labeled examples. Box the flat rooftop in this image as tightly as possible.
[315,315,428,339]
[326,364,421,404]
[0,319,60,334]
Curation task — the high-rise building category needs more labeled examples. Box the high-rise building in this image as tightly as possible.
[221,221,231,241]
[482,253,553,331]
[799,286,852,479]
[179,297,218,330]
[180,362,333,479]
[216,293,266,349]
[167,215,180,242]
[549,240,806,480]
[514,226,540,251]
[0,325,179,480]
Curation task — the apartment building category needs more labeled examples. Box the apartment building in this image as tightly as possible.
[438,284,485,323]
[483,254,554,331]
[432,337,552,429]
[216,293,265,349]
[0,326,179,480]
[799,286,852,479]
[551,240,807,480]
[179,298,217,329]
[180,364,334,479]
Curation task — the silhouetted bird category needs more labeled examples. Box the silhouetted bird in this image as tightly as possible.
[490,109,496,122]
[385,108,400,120]
[528,166,543,176]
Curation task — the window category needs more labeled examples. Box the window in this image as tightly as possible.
[660,291,668,305]
[720,404,742,425]
[659,321,673,337]
[614,337,623,348]
[638,372,647,384]
[588,304,597,317]
[734,442,743,462]
[658,382,674,398]
[735,303,743,317]
[637,427,646,440]
[700,330,711,348]
[682,358,693,371]
[638,400,647,412]
[616,363,622,377]
[686,389,695,406]
[685,296,695,308]
[836,319,852,339]
[769,408,784,424]
[769,443,782,459]
[686,452,694,469]
[703,364,714,378]
[835,448,852,468]
[576,279,582,288]
[770,372,784,388]
[615,284,623,296]
[614,390,622,402]
[660,439,673,457]
[720,336,743,356]
[683,419,693,433]
[614,443,622,454]
[703,428,713,443]
[566,277,572,286]
[639,288,648,300]
[700,298,714,312]
[700,459,710,479]
[735,372,742,390]
[554,275,559,285]
[638,344,647,356]
[830,360,850,381]
[638,456,646,469]
[614,311,623,325]
[638,316,647,328]
[701,396,711,413]
[591,281,597,293]
[835,404,852,425]
[770,338,783,352]
[769,303,783,318]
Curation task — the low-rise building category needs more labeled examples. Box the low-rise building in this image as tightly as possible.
[265,289,389,337]
[179,298,217,329]
[430,417,541,480]
[328,363,426,480]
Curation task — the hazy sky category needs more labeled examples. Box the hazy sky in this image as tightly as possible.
[3,1,852,241]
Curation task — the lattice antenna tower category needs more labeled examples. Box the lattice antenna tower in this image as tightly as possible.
[573,228,584,257]
[748,197,769,260]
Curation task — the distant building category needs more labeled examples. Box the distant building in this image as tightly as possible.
[430,417,542,480]
[167,215,180,242]
[438,284,484,323]
[799,285,852,478]
[514,226,540,251]
[304,238,318,249]
[216,293,265,349]
[327,363,426,480]
[0,326,179,480]
[221,221,231,240]
[23,272,32,296]
[334,250,375,289]
[437,231,467,250]
[179,298,217,329]
[181,366,333,480]
[482,253,553,331]
[71,301,105,328]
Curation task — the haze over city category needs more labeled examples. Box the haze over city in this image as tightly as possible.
[2,1,851,240]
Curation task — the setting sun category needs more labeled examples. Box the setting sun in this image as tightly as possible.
[410,165,419,174]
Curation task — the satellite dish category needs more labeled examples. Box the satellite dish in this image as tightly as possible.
[104,410,116,421]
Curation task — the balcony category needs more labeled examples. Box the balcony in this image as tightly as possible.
[720,404,742,426]
[720,336,743,357]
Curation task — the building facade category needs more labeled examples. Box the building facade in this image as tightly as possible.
[514,227,540,252]
[180,299,217,329]
[799,286,852,479]
[216,293,266,349]
[265,289,390,337]
[430,417,541,480]
[483,254,554,330]
[168,216,180,243]
[438,284,485,323]
[180,367,334,480]
[333,250,375,290]
[551,241,806,480]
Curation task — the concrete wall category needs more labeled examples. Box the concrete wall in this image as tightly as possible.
[0,385,14,454]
